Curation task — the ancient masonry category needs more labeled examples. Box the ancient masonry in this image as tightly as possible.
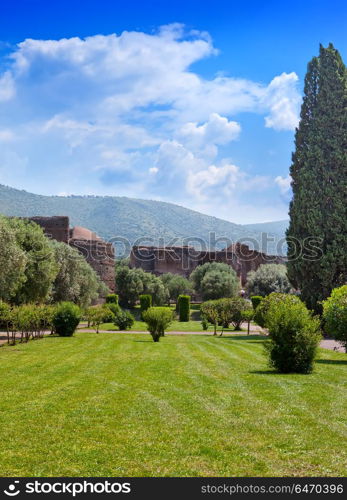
[29,216,115,292]
[130,243,285,286]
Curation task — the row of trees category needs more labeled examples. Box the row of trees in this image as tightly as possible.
[115,257,292,307]
[0,216,107,307]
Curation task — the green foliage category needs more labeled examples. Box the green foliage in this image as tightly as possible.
[251,296,263,310]
[322,285,347,352]
[201,315,209,331]
[116,266,168,307]
[105,294,119,305]
[50,240,104,307]
[265,296,321,373]
[0,184,285,256]
[0,217,27,302]
[200,297,250,333]
[178,295,190,322]
[286,44,347,311]
[142,307,173,342]
[114,309,135,330]
[246,264,291,297]
[140,294,152,314]
[53,302,81,337]
[254,292,301,328]
[190,262,239,300]
[5,217,58,304]
[86,305,114,333]
[103,302,120,318]
[160,273,193,303]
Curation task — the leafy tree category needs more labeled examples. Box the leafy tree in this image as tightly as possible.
[160,273,193,303]
[246,264,291,297]
[6,218,58,304]
[50,241,106,307]
[116,266,168,307]
[286,44,347,311]
[322,285,347,352]
[0,217,27,302]
[190,262,239,300]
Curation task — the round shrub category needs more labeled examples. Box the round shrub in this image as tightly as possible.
[178,295,190,322]
[105,294,119,305]
[142,307,173,342]
[322,285,347,352]
[265,296,321,373]
[254,292,301,328]
[251,296,263,310]
[103,302,120,319]
[114,309,134,330]
[53,302,81,337]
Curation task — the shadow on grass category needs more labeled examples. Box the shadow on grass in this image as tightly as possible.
[316,359,347,365]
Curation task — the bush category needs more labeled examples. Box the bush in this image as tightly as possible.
[53,302,81,337]
[106,294,119,305]
[246,264,291,297]
[140,294,152,315]
[114,309,135,330]
[178,295,190,322]
[322,285,347,352]
[87,305,113,333]
[201,315,209,331]
[251,296,263,310]
[254,293,301,328]
[200,298,250,334]
[142,307,173,342]
[265,295,321,373]
[104,302,120,317]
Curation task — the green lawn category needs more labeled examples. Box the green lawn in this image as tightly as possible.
[0,332,346,477]
[86,319,243,332]
[84,304,249,333]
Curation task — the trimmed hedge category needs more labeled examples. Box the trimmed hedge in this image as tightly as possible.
[178,295,190,322]
[105,293,119,305]
[251,295,263,310]
[140,294,152,313]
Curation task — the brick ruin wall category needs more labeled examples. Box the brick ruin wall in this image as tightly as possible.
[28,216,115,292]
[130,243,285,286]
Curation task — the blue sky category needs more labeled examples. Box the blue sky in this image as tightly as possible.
[0,0,346,223]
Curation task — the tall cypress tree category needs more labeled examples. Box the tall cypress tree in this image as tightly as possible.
[286,44,347,311]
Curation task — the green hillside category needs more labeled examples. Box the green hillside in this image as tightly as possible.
[0,184,286,255]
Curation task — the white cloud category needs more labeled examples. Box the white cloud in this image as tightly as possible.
[0,25,301,222]
[263,73,300,130]
[187,163,240,199]
[275,174,292,193]
[178,113,240,151]
[0,71,15,101]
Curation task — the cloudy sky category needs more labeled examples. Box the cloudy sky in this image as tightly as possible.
[0,0,346,223]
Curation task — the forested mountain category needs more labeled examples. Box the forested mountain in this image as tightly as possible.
[0,184,286,255]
